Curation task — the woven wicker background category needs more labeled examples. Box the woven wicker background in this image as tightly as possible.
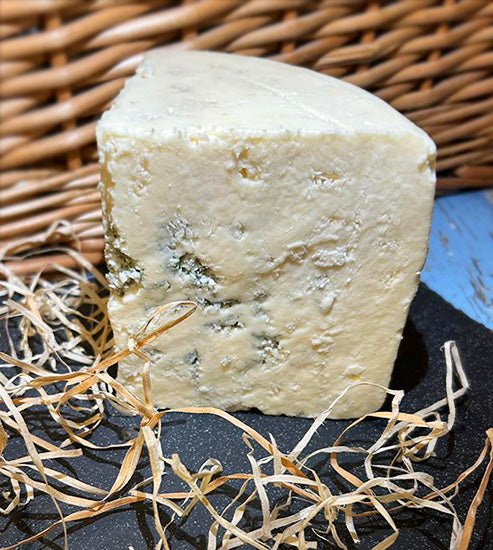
[1,0,492,273]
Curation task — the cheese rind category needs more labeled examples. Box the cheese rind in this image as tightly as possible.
[97,50,436,418]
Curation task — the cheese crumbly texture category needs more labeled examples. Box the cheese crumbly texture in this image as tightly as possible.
[97,50,436,418]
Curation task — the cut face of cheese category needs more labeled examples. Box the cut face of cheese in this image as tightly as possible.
[97,50,436,418]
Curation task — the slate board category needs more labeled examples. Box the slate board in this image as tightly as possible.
[1,284,492,550]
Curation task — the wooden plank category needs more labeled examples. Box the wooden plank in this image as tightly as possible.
[422,189,493,329]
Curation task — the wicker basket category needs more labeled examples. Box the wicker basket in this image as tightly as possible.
[1,0,492,273]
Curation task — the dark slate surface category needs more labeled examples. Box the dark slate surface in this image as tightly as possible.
[1,284,492,550]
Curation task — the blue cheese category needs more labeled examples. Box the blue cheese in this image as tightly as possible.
[97,50,436,418]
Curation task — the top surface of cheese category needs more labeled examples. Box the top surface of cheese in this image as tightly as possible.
[99,50,432,141]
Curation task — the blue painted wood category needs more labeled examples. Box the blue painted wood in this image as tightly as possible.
[422,189,493,329]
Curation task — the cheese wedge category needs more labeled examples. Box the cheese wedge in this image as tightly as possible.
[97,50,436,418]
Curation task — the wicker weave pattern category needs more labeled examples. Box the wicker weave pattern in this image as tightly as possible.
[1,0,492,271]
